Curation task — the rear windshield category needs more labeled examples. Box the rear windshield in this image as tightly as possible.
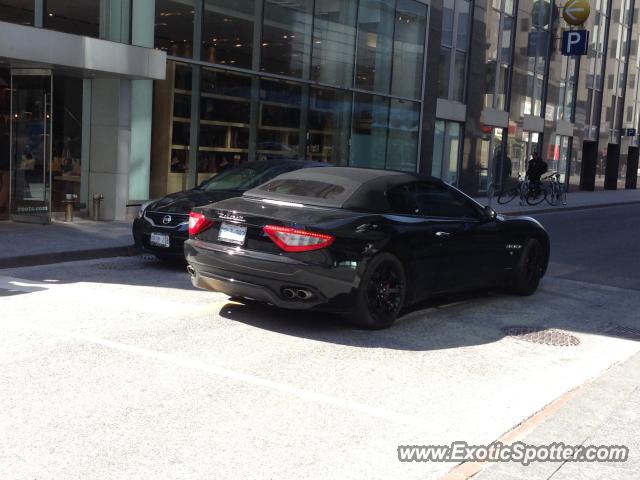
[258,179,345,199]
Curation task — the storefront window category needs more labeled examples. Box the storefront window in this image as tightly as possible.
[0,69,10,217]
[391,0,427,99]
[258,79,302,158]
[155,0,196,58]
[45,0,100,38]
[386,99,420,171]
[350,93,389,168]
[307,87,351,165]
[51,76,83,212]
[261,0,313,78]
[355,0,395,94]
[432,120,462,184]
[0,0,33,26]
[202,0,254,69]
[311,0,357,88]
[198,69,252,182]
[171,64,193,175]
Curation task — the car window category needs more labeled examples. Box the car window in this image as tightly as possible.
[259,179,345,199]
[387,182,482,219]
[386,184,421,215]
[412,182,483,219]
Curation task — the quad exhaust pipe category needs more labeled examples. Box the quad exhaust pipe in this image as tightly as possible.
[282,287,313,301]
[187,265,195,277]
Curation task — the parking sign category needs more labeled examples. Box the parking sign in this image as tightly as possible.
[561,30,589,56]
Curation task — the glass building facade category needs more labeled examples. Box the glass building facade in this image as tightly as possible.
[2,0,640,223]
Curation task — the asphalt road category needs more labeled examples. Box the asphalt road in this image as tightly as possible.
[1,205,639,480]
[532,203,640,291]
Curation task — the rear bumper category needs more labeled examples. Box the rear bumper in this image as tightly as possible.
[185,238,359,311]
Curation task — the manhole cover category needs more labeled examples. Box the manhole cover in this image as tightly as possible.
[606,325,640,341]
[502,326,580,346]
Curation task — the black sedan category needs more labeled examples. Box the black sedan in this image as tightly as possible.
[185,167,550,329]
[133,160,324,260]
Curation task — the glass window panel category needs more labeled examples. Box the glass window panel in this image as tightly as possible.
[386,99,420,171]
[307,87,352,165]
[438,47,452,99]
[311,0,357,88]
[350,93,389,168]
[456,0,471,51]
[258,80,302,158]
[200,69,252,125]
[45,0,100,38]
[174,64,193,90]
[500,16,514,63]
[355,0,395,93]
[261,0,313,78]
[452,50,467,102]
[0,0,33,26]
[202,0,254,69]
[155,0,196,58]
[173,93,191,118]
[391,0,427,99]
[442,0,454,46]
[432,120,445,178]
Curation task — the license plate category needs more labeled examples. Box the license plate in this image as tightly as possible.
[218,222,247,245]
[150,232,170,248]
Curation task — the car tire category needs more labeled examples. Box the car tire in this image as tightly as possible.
[348,252,406,330]
[510,238,545,296]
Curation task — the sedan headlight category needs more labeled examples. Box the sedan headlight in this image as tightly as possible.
[137,200,154,219]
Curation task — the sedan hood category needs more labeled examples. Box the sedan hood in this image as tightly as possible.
[147,189,242,214]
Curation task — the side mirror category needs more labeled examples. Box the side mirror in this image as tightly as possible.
[484,205,497,220]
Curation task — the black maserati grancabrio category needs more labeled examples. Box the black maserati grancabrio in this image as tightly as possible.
[132,160,325,260]
[185,167,550,329]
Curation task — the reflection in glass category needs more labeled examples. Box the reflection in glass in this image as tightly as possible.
[307,87,351,165]
[261,0,312,77]
[350,93,389,168]
[355,0,395,94]
[452,51,466,102]
[387,99,420,171]
[432,120,462,184]
[311,0,357,87]
[258,80,301,158]
[0,0,33,26]
[392,0,427,99]
[438,47,452,99]
[155,0,195,58]
[199,69,252,179]
[202,0,254,69]
[45,0,100,38]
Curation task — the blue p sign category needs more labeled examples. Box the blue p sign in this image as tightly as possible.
[562,30,589,56]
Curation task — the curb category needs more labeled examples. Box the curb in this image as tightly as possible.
[500,199,640,216]
[0,245,138,270]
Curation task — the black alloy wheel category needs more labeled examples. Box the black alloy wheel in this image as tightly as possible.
[511,238,545,296]
[351,253,406,329]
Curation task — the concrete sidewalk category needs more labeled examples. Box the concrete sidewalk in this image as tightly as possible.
[0,219,135,269]
[472,350,640,480]
[476,188,640,215]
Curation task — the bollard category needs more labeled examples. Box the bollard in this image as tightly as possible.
[62,194,77,222]
[92,194,104,221]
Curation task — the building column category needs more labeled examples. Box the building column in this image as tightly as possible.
[129,0,155,201]
[88,78,132,220]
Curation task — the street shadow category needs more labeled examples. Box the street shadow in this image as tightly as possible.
[217,281,640,351]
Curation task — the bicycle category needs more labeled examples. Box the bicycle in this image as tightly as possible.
[496,174,546,206]
[542,172,567,206]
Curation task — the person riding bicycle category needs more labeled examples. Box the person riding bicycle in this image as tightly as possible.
[526,152,548,196]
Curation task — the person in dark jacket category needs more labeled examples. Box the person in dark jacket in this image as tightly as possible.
[526,151,548,195]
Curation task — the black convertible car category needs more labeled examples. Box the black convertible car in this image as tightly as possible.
[133,160,324,259]
[185,167,550,329]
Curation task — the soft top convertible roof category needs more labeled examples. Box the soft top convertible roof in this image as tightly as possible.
[243,167,441,212]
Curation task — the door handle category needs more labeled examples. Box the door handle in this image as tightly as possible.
[435,231,451,238]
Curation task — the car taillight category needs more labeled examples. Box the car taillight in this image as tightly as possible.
[188,212,214,236]
[263,225,334,252]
